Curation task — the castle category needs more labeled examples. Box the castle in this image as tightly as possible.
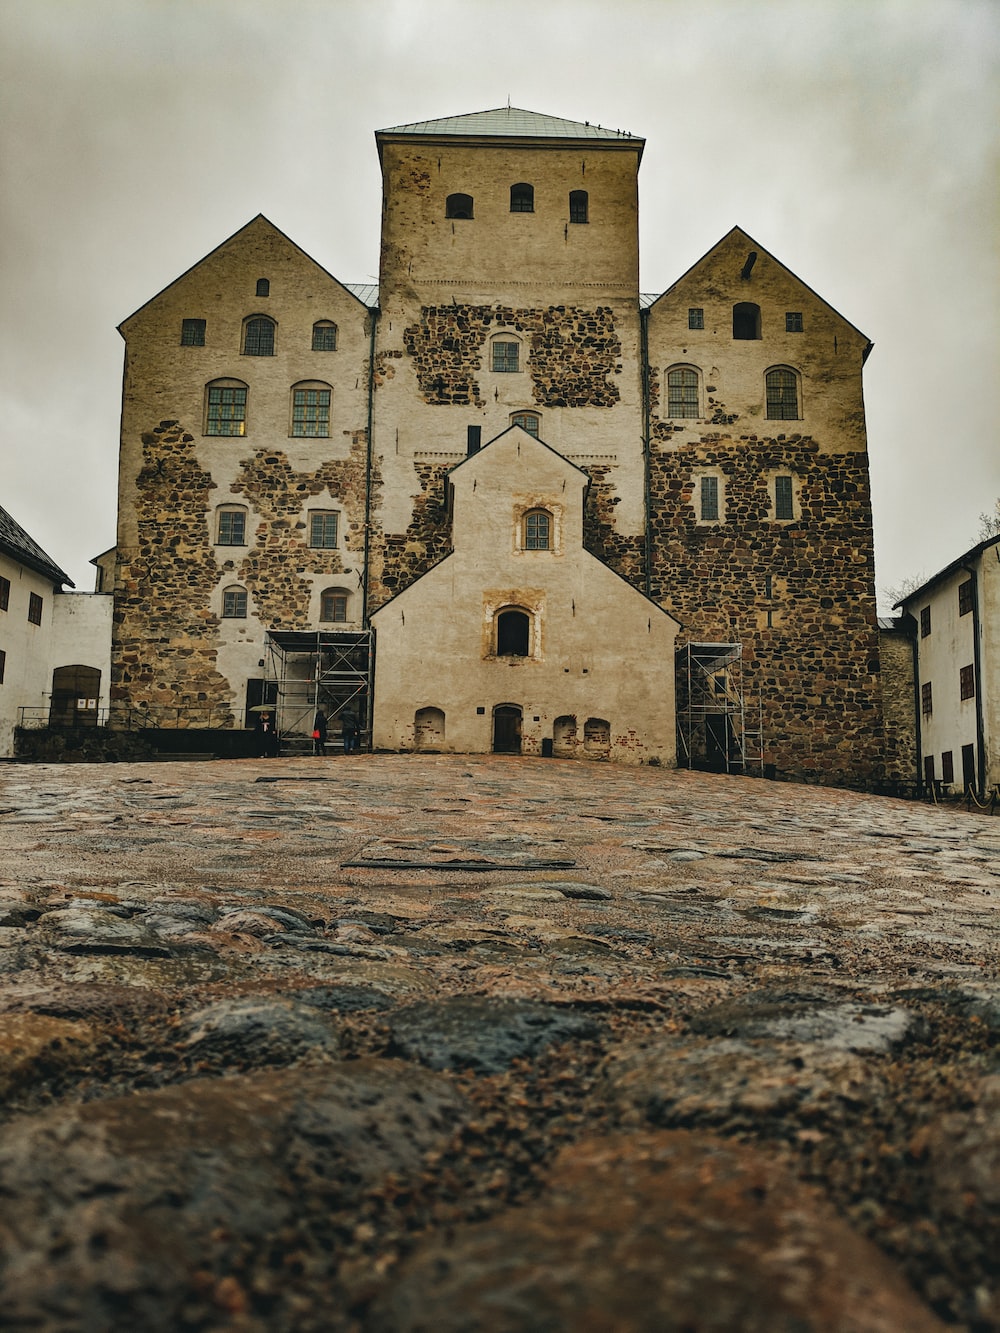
[111,106,895,784]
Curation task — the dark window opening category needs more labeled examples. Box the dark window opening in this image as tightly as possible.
[941,751,954,783]
[446,193,474,219]
[243,317,275,356]
[962,743,976,788]
[0,575,9,611]
[774,475,794,520]
[667,367,699,418]
[0,648,5,684]
[569,190,588,223]
[921,681,933,714]
[959,579,973,615]
[493,705,522,754]
[960,664,975,700]
[920,606,931,637]
[497,609,530,656]
[467,425,482,454]
[256,278,270,297]
[510,183,534,213]
[766,368,799,420]
[688,308,704,330]
[733,302,761,339]
[924,754,935,785]
[27,592,43,625]
[181,318,206,346]
[785,311,803,332]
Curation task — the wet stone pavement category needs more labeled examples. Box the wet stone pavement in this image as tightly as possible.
[0,753,997,1332]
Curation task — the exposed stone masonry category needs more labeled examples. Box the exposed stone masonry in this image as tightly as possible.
[403,305,622,408]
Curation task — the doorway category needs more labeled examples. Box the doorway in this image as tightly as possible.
[493,704,522,754]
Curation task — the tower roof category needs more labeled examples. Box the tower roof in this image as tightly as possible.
[376,107,644,159]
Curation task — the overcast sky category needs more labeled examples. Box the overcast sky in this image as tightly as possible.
[2,0,997,606]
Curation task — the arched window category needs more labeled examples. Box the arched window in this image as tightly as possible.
[446,193,474,219]
[205,379,248,436]
[320,587,349,622]
[492,335,521,373]
[496,608,530,657]
[510,410,540,437]
[290,381,332,437]
[733,302,761,340]
[311,321,337,351]
[666,366,700,418]
[414,706,446,750]
[222,585,248,618]
[255,278,270,297]
[243,315,275,356]
[523,509,552,550]
[510,182,534,213]
[569,190,588,223]
[765,367,800,420]
[216,505,248,546]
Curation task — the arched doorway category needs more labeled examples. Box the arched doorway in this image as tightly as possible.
[414,706,445,751]
[49,665,101,727]
[493,704,522,754]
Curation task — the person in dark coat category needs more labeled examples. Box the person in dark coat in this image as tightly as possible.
[313,710,328,756]
[255,710,279,758]
[340,708,359,754]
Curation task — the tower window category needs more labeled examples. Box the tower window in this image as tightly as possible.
[510,183,534,213]
[291,385,331,437]
[922,681,933,714]
[446,193,474,219]
[312,321,337,351]
[217,507,248,545]
[181,318,206,346]
[256,278,270,297]
[222,586,248,618]
[320,588,349,623]
[786,311,803,332]
[243,316,275,357]
[688,308,704,330]
[492,340,520,373]
[309,511,338,549]
[920,606,931,637]
[733,302,761,340]
[510,411,540,437]
[569,190,588,223]
[959,579,973,615]
[960,664,975,700]
[700,476,720,522]
[765,368,799,420]
[774,474,794,520]
[666,366,699,418]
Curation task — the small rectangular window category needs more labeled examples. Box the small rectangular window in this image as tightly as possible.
[312,323,337,351]
[921,681,933,714]
[321,591,348,623]
[181,318,206,346]
[941,751,954,783]
[962,743,976,787]
[774,475,794,520]
[958,579,973,615]
[700,476,719,522]
[688,308,704,330]
[924,755,935,785]
[222,588,247,618]
[919,606,931,637]
[0,575,9,611]
[28,592,43,625]
[0,648,5,683]
[467,425,482,454]
[309,512,338,549]
[492,341,519,373]
[960,664,975,700]
[218,510,247,546]
[785,312,803,332]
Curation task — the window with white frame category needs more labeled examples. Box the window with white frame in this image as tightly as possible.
[523,509,552,550]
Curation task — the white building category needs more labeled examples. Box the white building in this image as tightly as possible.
[898,534,1000,798]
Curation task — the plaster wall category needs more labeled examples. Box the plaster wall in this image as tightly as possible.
[49,593,113,710]
[0,557,58,755]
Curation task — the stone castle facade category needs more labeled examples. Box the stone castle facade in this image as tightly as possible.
[112,106,896,783]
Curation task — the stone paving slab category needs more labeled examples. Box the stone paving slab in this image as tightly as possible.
[0,754,997,1331]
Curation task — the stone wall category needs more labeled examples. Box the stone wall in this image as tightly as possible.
[878,622,918,784]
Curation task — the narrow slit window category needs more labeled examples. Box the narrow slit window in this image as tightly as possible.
[700,476,720,522]
[774,475,794,520]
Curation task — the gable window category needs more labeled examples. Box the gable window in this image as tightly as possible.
[699,475,720,522]
[922,681,933,714]
[0,575,9,611]
[217,507,247,546]
[497,608,530,656]
[666,366,699,418]
[446,193,474,219]
[774,474,795,521]
[510,183,534,213]
[206,380,248,436]
[510,411,540,437]
[523,509,552,550]
[312,321,337,351]
[960,664,975,700]
[243,316,275,356]
[958,579,973,616]
[688,308,704,330]
[920,606,931,637]
[181,318,206,346]
[222,585,248,618]
[320,588,349,623]
[569,190,588,223]
[786,312,803,332]
[309,511,338,549]
[28,592,43,626]
[256,278,270,297]
[492,340,520,373]
[291,384,331,437]
[733,302,761,339]
[766,367,799,420]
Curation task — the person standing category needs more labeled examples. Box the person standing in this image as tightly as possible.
[255,710,279,758]
[313,710,328,756]
[340,707,359,755]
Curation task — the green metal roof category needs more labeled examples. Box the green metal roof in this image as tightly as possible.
[377,106,643,147]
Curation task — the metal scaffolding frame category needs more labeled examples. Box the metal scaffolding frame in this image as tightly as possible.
[676,642,764,776]
[262,630,374,746]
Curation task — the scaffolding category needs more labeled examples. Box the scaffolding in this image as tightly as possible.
[676,642,764,776]
[262,630,374,746]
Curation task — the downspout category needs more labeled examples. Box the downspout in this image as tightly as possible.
[639,305,652,597]
[960,563,986,799]
[362,306,378,627]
